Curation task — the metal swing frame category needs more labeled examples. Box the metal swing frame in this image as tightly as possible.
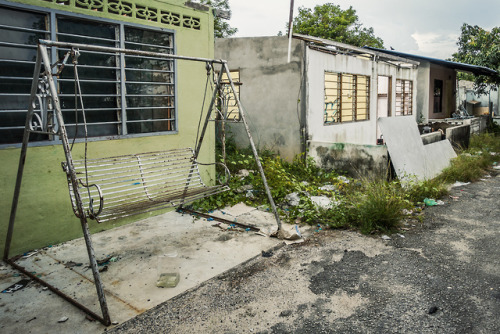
[3,40,282,325]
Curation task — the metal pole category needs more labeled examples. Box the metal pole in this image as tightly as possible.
[3,49,43,260]
[193,64,225,159]
[287,0,295,63]
[222,63,282,231]
[38,44,111,325]
[39,39,224,64]
[179,63,224,207]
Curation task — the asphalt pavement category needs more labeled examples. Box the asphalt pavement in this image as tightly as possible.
[110,173,500,334]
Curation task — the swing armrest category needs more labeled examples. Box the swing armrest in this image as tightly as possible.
[79,180,103,219]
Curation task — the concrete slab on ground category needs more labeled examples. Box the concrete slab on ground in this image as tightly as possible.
[0,203,299,334]
[379,116,457,181]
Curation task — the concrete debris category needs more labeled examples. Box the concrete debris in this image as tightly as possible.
[285,192,301,206]
[236,169,253,179]
[337,176,350,184]
[318,184,336,191]
[236,184,253,193]
[310,196,334,209]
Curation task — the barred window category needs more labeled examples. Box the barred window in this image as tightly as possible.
[395,79,413,116]
[0,5,175,145]
[324,72,370,124]
[220,70,240,121]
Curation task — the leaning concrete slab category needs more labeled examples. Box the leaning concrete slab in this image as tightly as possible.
[0,205,294,333]
[378,117,456,181]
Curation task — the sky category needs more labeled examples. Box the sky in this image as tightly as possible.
[228,0,500,60]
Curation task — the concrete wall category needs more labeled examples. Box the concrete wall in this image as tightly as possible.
[463,116,489,134]
[215,37,305,161]
[427,64,457,120]
[1,0,216,256]
[305,47,417,177]
[416,62,431,123]
[305,47,417,147]
[446,124,471,149]
[421,132,442,145]
[308,141,389,179]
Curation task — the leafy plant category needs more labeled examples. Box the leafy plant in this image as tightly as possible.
[346,180,412,234]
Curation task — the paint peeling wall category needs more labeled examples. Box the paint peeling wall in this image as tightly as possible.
[215,37,305,161]
[1,0,216,256]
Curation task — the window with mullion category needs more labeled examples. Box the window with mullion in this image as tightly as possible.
[0,4,176,146]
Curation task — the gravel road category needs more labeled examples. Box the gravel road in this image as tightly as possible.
[110,173,500,334]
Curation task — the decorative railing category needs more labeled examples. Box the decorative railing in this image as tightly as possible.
[38,0,201,30]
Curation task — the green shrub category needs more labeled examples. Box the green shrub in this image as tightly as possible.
[346,180,411,234]
[405,178,449,203]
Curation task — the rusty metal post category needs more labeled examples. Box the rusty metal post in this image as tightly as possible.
[38,44,111,325]
[193,64,225,159]
[3,49,43,260]
[222,63,282,231]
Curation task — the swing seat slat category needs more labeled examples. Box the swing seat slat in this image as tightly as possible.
[62,148,229,222]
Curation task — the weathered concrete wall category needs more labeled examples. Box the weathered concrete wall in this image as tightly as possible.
[446,124,471,149]
[1,0,216,256]
[416,62,431,123]
[305,47,418,148]
[421,132,442,145]
[308,141,389,179]
[463,116,488,134]
[215,37,305,161]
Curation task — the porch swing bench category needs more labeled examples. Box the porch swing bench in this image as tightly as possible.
[5,40,282,326]
[62,148,230,223]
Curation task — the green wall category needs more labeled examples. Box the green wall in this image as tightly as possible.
[1,0,216,256]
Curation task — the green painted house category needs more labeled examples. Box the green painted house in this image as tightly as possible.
[0,0,217,255]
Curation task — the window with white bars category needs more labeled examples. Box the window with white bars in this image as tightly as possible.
[395,79,413,116]
[0,5,176,145]
[324,72,370,124]
[220,70,240,121]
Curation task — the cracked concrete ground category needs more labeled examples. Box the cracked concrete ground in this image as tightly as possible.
[110,173,500,334]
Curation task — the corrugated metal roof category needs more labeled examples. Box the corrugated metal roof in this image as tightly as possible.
[293,34,419,66]
[364,47,497,77]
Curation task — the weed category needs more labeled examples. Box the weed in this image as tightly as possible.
[192,132,499,235]
[437,132,500,183]
[345,180,412,234]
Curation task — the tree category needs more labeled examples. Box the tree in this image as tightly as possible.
[292,3,383,48]
[452,24,500,95]
[200,0,237,38]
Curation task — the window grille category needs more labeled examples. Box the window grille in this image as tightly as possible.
[395,79,413,116]
[220,70,240,121]
[0,5,175,145]
[324,72,370,124]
